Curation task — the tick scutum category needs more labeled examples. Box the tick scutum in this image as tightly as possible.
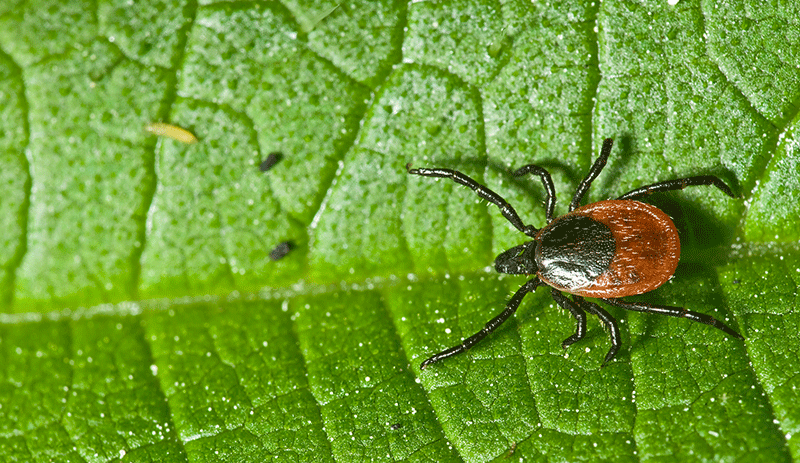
[535,215,615,292]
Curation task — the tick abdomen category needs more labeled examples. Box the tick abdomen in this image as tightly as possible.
[538,200,680,298]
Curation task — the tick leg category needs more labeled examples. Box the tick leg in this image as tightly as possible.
[407,164,538,237]
[549,290,587,349]
[420,278,541,370]
[616,175,735,200]
[573,296,621,366]
[511,164,556,223]
[602,298,743,340]
[570,138,614,211]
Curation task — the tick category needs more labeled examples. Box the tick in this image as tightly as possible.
[407,138,743,370]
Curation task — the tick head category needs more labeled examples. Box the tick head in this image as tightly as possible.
[494,241,537,275]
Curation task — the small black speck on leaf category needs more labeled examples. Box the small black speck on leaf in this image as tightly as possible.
[260,152,283,172]
[390,423,403,430]
[269,241,293,261]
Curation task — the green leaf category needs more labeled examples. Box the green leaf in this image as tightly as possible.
[1,0,799,462]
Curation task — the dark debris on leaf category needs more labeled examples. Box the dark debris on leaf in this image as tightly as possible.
[260,152,283,172]
[270,241,293,261]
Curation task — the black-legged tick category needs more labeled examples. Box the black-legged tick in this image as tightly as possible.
[407,138,743,370]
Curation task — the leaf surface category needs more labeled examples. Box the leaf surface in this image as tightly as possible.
[1,0,799,461]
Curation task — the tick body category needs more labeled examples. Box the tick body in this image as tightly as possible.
[531,200,679,298]
[407,138,743,369]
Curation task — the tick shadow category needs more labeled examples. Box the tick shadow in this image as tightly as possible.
[646,194,738,261]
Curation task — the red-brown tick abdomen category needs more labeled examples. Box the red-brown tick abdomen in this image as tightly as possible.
[541,200,680,298]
